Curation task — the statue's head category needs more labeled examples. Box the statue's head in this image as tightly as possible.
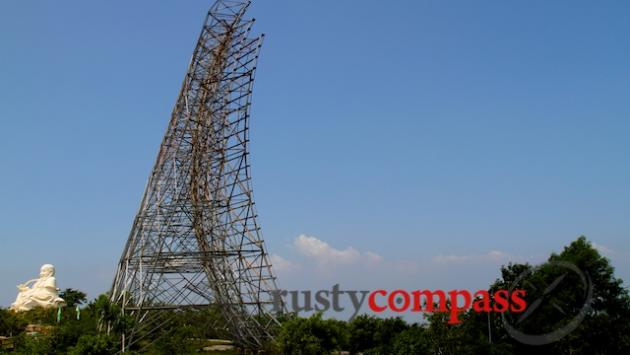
[40,264,55,278]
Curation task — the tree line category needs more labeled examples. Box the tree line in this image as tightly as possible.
[1,236,628,354]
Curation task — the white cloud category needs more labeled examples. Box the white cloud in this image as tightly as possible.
[270,254,301,273]
[273,235,529,286]
[432,250,512,264]
[364,251,384,263]
[592,242,613,255]
[293,234,382,266]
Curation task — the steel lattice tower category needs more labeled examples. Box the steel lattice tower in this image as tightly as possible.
[110,0,280,350]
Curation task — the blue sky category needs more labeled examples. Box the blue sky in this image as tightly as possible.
[1,0,629,311]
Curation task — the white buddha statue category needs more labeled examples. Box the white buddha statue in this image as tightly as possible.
[10,264,65,312]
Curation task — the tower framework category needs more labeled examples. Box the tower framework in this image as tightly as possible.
[110,0,280,350]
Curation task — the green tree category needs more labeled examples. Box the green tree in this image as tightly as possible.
[492,236,630,355]
[348,315,380,353]
[13,333,54,354]
[277,313,349,354]
[59,289,87,308]
[348,315,408,354]
[89,294,134,336]
[391,324,430,355]
[68,334,117,355]
[0,308,26,337]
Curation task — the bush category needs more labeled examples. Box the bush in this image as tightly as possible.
[277,313,349,354]
[68,334,117,355]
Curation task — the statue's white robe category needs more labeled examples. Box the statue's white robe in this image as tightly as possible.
[11,276,65,312]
